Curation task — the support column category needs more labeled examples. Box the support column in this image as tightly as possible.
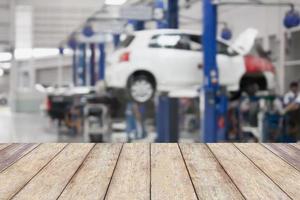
[8,0,16,111]
[167,0,179,29]
[57,48,64,87]
[78,43,86,86]
[98,43,106,81]
[90,43,96,86]
[72,47,77,86]
[202,0,219,142]
[155,0,180,142]
[113,34,120,49]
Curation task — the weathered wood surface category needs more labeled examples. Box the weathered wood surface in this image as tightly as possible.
[208,143,290,200]
[263,143,300,171]
[0,143,11,151]
[0,143,38,172]
[0,143,66,200]
[179,144,244,200]
[105,143,150,200]
[151,144,197,200]
[0,143,299,200]
[235,143,300,199]
[58,144,122,200]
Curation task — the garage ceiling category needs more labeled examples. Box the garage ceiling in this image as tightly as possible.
[1,0,300,50]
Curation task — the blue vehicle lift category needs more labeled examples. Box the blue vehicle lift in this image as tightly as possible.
[155,0,226,142]
[89,43,96,86]
[201,1,299,142]
[155,0,180,142]
[202,0,219,142]
[98,43,106,81]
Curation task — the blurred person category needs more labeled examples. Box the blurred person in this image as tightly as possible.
[282,81,300,142]
[283,81,300,111]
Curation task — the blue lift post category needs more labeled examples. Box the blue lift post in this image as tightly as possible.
[155,0,179,142]
[113,34,120,49]
[202,0,227,143]
[128,20,145,31]
[78,43,87,86]
[72,46,77,86]
[90,43,96,86]
[98,43,106,81]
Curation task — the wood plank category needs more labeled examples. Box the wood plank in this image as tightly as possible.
[0,143,11,151]
[151,144,197,200]
[104,143,150,200]
[58,144,123,200]
[291,143,300,149]
[208,144,290,200]
[235,143,300,199]
[179,144,244,200]
[263,143,300,171]
[0,143,39,172]
[0,143,67,200]
[12,143,95,200]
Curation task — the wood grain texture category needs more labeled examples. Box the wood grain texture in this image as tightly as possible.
[235,143,300,199]
[151,144,197,200]
[12,143,94,200]
[291,143,300,149]
[263,143,300,171]
[208,143,290,200]
[179,144,244,200]
[58,144,123,200]
[0,143,66,200]
[0,143,38,172]
[0,143,11,151]
[105,143,150,200]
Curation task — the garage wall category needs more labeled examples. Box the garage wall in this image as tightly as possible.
[36,66,72,86]
[0,73,9,93]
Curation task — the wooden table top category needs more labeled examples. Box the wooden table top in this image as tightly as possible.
[0,143,299,200]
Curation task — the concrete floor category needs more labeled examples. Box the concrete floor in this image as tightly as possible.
[0,106,198,143]
[0,107,84,143]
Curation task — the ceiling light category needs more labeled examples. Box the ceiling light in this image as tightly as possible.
[0,69,4,77]
[105,0,127,5]
[0,52,12,62]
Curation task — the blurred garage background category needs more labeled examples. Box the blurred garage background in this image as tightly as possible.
[0,0,300,143]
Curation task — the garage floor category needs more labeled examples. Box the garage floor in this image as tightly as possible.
[0,107,83,143]
[0,143,299,199]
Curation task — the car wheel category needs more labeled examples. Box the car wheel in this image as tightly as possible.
[128,75,155,103]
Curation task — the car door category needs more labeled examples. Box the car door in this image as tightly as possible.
[146,33,202,87]
[217,42,247,88]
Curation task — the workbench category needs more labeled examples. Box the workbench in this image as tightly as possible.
[0,143,299,200]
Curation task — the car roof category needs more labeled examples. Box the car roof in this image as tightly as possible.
[132,29,230,45]
[133,29,201,36]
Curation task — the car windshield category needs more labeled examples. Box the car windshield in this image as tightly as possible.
[119,35,135,48]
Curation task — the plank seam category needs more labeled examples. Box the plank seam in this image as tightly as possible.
[233,144,293,200]
[103,143,124,200]
[150,143,152,200]
[0,143,41,174]
[0,143,12,152]
[261,144,300,173]
[8,143,69,200]
[290,143,300,150]
[56,143,97,200]
[206,144,247,200]
[177,144,200,200]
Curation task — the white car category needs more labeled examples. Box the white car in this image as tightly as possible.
[106,29,275,103]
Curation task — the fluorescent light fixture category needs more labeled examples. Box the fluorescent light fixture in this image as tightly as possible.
[0,68,4,77]
[0,52,12,62]
[105,0,127,5]
[0,63,11,69]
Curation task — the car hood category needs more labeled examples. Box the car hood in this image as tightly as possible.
[229,28,258,56]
